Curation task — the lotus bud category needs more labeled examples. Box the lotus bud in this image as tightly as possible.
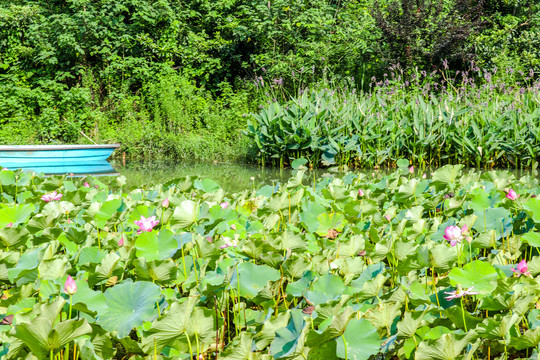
[64,275,77,295]
[162,198,169,208]
[358,189,365,197]
[505,188,519,200]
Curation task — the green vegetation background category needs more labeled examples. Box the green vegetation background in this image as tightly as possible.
[0,0,538,164]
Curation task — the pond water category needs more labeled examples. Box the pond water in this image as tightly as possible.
[111,160,351,193]
[111,161,538,193]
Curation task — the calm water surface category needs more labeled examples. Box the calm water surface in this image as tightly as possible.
[110,161,537,193]
[111,161,350,193]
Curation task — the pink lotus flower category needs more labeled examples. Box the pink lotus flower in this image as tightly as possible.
[444,286,479,300]
[358,189,365,197]
[409,166,414,174]
[220,202,229,209]
[384,214,392,222]
[422,173,427,179]
[162,198,169,208]
[84,182,90,188]
[5,222,12,228]
[118,237,124,246]
[41,191,63,202]
[511,259,531,277]
[64,275,77,295]
[443,225,468,246]
[505,188,519,200]
[134,215,159,234]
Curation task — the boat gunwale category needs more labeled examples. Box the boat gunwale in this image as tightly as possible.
[0,144,120,151]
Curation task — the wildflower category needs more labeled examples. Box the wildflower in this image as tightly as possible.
[505,188,519,200]
[162,198,169,208]
[358,189,365,197]
[443,225,468,246]
[134,215,159,234]
[511,259,531,277]
[220,202,229,209]
[220,237,238,249]
[444,286,479,300]
[64,275,77,295]
[41,191,63,202]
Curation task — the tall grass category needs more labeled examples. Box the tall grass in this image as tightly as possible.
[245,65,540,169]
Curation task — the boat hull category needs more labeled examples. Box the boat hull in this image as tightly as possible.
[0,144,119,167]
[8,161,117,175]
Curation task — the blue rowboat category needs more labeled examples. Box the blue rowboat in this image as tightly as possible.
[0,144,120,168]
[6,160,118,175]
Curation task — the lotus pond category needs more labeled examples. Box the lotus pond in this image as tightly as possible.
[0,164,540,359]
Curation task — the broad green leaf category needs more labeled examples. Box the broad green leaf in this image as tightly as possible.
[336,319,380,360]
[270,310,306,358]
[97,280,161,338]
[306,273,346,306]
[0,204,35,228]
[135,229,179,261]
[230,262,280,298]
[448,260,498,294]
[525,198,540,223]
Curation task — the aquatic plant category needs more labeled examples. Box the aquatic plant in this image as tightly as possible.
[0,165,539,359]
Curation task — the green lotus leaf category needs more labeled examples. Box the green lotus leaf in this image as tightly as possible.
[8,245,45,283]
[71,278,108,314]
[336,318,380,360]
[0,170,15,186]
[93,199,123,229]
[472,207,512,239]
[133,258,177,283]
[525,198,540,223]
[0,204,34,228]
[316,212,346,237]
[0,227,29,248]
[11,298,92,357]
[230,262,280,299]
[305,273,346,306]
[170,200,204,229]
[431,164,464,187]
[142,297,215,355]
[414,331,477,360]
[448,260,498,294]
[194,178,220,193]
[523,232,540,247]
[96,280,161,339]
[135,229,179,261]
[270,309,306,358]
